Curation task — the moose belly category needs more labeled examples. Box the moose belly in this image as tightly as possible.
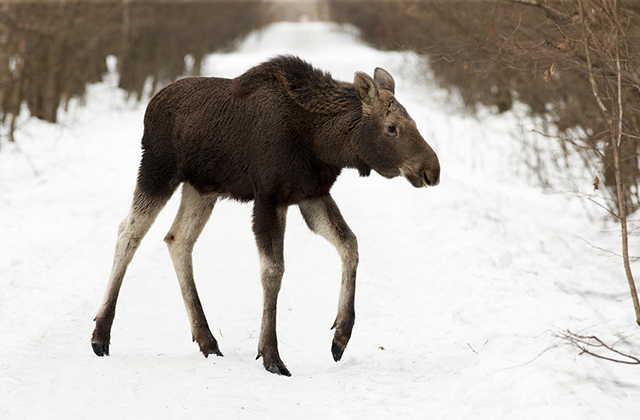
[186,163,341,205]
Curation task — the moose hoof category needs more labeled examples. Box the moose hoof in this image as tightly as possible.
[256,351,291,376]
[203,347,224,358]
[266,363,292,377]
[331,339,346,362]
[198,341,223,358]
[92,341,110,357]
[194,331,223,358]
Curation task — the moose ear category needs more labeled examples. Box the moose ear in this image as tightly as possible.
[374,68,395,94]
[354,71,379,107]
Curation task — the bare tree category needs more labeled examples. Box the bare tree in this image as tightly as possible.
[576,0,640,326]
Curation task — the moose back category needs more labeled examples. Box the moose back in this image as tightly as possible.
[91,55,440,376]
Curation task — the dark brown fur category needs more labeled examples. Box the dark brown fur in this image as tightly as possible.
[91,55,440,376]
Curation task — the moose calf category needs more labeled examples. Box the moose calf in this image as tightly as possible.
[91,55,440,376]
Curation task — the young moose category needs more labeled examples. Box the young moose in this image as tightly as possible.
[91,55,440,376]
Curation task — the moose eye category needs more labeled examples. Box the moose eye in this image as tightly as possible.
[387,125,397,134]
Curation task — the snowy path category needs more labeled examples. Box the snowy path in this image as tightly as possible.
[1,22,639,419]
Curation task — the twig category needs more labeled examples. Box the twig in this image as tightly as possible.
[559,330,640,365]
[580,1,610,119]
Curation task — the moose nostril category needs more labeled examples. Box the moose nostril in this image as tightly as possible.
[423,170,440,187]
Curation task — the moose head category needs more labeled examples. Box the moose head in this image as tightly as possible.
[353,68,440,189]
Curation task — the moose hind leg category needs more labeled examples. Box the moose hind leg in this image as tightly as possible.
[92,186,173,356]
[253,202,290,376]
[165,183,222,357]
[299,194,358,362]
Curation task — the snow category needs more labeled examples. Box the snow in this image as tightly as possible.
[1,22,639,419]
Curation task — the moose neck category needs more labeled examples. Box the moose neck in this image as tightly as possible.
[310,104,370,173]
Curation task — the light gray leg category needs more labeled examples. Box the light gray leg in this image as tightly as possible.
[164,183,222,357]
[298,194,358,362]
[253,200,290,376]
[92,187,171,356]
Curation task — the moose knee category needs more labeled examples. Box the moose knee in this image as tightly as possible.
[117,218,127,237]
[341,233,359,266]
[260,256,285,280]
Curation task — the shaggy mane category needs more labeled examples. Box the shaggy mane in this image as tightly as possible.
[232,55,360,115]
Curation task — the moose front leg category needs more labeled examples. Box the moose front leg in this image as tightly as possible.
[299,194,358,362]
[253,201,290,376]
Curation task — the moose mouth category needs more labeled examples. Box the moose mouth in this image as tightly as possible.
[401,167,436,188]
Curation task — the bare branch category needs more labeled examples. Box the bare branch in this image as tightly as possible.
[559,330,640,365]
[506,0,570,20]
[580,0,610,119]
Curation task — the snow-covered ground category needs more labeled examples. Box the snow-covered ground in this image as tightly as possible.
[1,22,639,419]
